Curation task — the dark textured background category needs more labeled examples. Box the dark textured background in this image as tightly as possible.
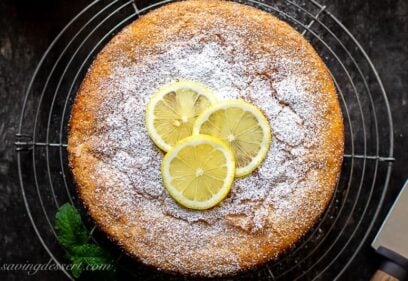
[0,0,407,280]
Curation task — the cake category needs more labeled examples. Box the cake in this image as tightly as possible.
[68,0,344,276]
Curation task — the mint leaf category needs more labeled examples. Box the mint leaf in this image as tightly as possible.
[71,261,83,279]
[68,244,113,265]
[54,203,88,248]
[68,244,115,278]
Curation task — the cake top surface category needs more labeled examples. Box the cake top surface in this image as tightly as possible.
[68,0,343,276]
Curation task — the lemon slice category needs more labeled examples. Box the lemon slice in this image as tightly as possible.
[161,135,235,210]
[146,80,217,152]
[193,100,271,177]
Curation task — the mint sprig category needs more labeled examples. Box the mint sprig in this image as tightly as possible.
[54,203,116,279]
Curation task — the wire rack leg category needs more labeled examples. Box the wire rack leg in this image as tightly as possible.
[132,0,139,14]
[301,5,326,35]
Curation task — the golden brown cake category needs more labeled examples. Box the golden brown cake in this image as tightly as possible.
[68,0,344,276]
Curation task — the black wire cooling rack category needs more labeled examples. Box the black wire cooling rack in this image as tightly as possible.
[15,0,395,280]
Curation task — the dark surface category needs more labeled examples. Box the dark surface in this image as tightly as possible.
[0,0,407,280]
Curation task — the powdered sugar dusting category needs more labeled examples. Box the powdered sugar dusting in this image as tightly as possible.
[91,35,323,224]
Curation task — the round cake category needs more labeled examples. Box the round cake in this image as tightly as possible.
[68,0,344,277]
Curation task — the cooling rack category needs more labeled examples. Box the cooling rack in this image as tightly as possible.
[15,0,394,280]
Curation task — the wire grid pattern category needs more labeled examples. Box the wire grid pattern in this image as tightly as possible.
[15,0,394,280]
